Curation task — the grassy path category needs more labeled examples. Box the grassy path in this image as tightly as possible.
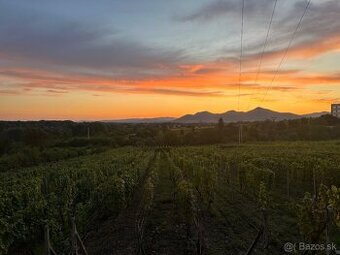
[143,152,191,255]
[84,151,159,254]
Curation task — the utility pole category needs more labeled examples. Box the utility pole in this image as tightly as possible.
[87,127,90,139]
[238,124,243,145]
[308,117,311,140]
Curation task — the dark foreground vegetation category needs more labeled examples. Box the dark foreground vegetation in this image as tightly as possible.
[0,116,340,254]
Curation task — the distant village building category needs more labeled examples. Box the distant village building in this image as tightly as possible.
[331,104,340,118]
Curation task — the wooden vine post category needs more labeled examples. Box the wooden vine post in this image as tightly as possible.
[41,177,57,255]
[44,224,57,255]
[71,217,88,255]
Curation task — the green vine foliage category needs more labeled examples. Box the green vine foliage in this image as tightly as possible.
[298,185,340,242]
[258,181,271,210]
[0,148,153,254]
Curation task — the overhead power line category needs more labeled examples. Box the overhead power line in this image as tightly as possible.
[261,0,312,104]
[244,0,278,112]
[254,0,278,85]
[238,0,245,111]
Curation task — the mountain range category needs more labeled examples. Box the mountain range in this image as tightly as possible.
[103,117,175,124]
[105,107,329,124]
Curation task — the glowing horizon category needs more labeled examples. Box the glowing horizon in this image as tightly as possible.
[1,0,339,120]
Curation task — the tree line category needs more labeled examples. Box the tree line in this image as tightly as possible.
[1,115,340,171]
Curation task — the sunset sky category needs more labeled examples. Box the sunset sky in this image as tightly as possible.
[0,0,339,120]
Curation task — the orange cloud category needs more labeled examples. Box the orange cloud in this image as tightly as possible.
[1,64,339,96]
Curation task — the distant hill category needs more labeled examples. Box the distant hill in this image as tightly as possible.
[302,111,329,118]
[174,107,329,123]
[103,117,175,124]
[101,108,329,124]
